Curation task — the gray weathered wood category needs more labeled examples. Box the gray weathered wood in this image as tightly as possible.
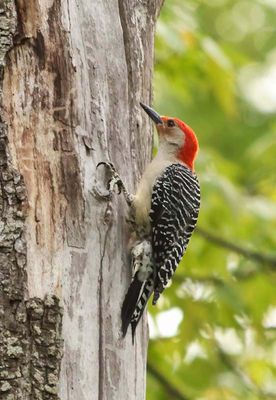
[0,0,163,399]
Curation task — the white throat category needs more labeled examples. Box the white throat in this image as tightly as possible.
[133,136,184,229]
[156,138,179,162]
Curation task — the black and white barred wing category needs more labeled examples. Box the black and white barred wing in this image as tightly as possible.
[149,163,200,304]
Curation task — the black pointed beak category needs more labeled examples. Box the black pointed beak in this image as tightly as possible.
[140,102,163,125]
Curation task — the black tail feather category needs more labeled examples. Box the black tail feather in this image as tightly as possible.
[121,275,154,342]
[121,275,143,338]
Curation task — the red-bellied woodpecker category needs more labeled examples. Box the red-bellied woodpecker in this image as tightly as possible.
[96,103,200,342]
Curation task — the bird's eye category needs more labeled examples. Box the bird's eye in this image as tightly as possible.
[167,119,175,127]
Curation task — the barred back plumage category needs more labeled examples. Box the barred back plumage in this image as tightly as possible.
[150,163,200,304]
[122,163,200,339]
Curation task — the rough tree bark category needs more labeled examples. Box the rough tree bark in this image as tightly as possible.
[0,0,163,399]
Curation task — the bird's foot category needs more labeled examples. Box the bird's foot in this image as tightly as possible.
[94,162,134,206]
[152,285,162,305]
[94,162,124,201]
[131,240,153,281]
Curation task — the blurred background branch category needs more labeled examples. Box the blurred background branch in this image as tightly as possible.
[148,0,276,398]
[196,227,276,268]
[147,362,190,400]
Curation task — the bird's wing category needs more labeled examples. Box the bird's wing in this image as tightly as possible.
[149,163,200,304]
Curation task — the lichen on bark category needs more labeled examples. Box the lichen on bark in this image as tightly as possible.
[0,2,64,399]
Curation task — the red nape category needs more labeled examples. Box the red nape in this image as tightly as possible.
[175,118,199,170]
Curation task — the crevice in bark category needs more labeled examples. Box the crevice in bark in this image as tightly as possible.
[97,212,112,400]
[117,0,132,113]
[97,221,104,400]
[117,0,141,188]
[117,0,163,183]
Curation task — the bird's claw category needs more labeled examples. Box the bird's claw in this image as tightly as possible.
[96,161,123,200]
[96,161,116,172]
[107,177,123,195]
[152,290,160,305]
[92,185,113,201]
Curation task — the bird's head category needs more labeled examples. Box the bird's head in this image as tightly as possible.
[140,103,199,170]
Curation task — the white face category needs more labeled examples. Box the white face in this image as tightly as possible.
[157,120,185,149]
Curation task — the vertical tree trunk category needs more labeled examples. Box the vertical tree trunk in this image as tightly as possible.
[0,0,163,399]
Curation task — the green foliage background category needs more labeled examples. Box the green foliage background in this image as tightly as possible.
[147,1,276,399]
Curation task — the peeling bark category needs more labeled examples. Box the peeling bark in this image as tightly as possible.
[0,0,164,399]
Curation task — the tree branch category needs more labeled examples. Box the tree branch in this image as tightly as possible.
[217,346,276,399]
[196,227,276,268]
[147,361,190,400]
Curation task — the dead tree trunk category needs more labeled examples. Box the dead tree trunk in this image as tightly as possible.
[0,0,163,399]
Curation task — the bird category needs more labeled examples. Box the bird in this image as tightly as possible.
[97,103,200,341]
